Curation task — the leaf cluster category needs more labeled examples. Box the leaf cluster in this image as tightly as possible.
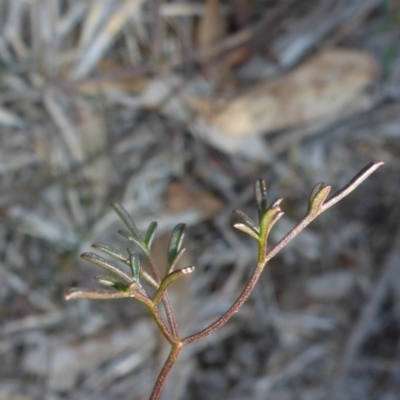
[65,162,383,400]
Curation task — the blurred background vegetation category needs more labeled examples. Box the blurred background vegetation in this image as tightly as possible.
[1,0,400,399]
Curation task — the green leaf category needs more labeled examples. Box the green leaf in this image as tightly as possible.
[128,249,141,282]
[93,275,129,291]
[80,252,133,283]
[144,221,158,250]
[233,223,259,240]
[309,183,325,205]
[259,206,284,259]
[308,184,331,216]
[153,266,195,306]
[254,179,268,221]
[118,230,145,250]
[111,203,142,241]
[167,248,186,275]
[167,224,186,267]
[233,210,259,234]
[91,242,129,265]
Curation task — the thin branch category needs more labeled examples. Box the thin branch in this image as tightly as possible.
[119,229,181,339]
[146,252,180,340]
[149,344,183,400]
[182,261,265,345]
[322,161,384,211]
[266,161,384,262]
[183,162,383,346]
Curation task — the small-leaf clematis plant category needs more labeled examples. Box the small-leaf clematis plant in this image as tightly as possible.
[66,161,383,400]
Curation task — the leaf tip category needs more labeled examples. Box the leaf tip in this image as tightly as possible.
[182,266,195,274]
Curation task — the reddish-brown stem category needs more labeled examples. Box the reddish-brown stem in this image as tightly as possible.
[152,307,177,346]
[182,260,265,345]
[266,161,384,263]
[182,162,384,346]
[149,344,182,400]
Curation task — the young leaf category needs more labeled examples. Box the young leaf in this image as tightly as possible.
[309,182,325,206]
[93,275,129,291]
[233,223,259,240]
[167,224,186,267]
[232,209,259,234]
[153,266,195,306]
[144,221,158,250]
[308,184,331,216]
[167,248,186,275]
[111,203,142,241]
[259,206,284,259]
[254,179,268,221]
[80,252,133,283]
[128,248,141,282]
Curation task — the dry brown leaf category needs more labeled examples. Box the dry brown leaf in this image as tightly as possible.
[166,181,223,219]
[197,0,227,49]
[193,48,380,137]
[75,59,151,95]
[196,0,233,86]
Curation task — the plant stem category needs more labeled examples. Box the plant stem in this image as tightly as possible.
[146,252,180,339]
[266,161,384,263]
[182,260,266,345]
[182,162,384,346]
[152,307,177,345]
[149,344,182,400]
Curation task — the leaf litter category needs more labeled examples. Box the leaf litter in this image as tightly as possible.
[0,0,399,399]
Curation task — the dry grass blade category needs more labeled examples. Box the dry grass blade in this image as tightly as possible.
[3,0,28,59]
[0,106,25,127]
[333,228,400,394]
[71,0,145,79]
[77,0,114,49]
[43,91,84,162]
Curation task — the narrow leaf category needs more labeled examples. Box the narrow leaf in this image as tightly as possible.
[233,223,259,240]
[111,203,142,241]
[260,207,284,239]
[259,206,284,259]
[91,242,129,265]
[80,252,133,283]
[167,224,186,266]
[271,198,283,207]
[93,275,128,291]
[144,221,158,250]
[254,179,268,221]
[308,185,331,216]
[309,183,325,206]
[167,248,186,275]
[233,209,259,234]
[128,249,141,282]
[118,230,145,250]
[153,266,195,306]
[65,287,129,300]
